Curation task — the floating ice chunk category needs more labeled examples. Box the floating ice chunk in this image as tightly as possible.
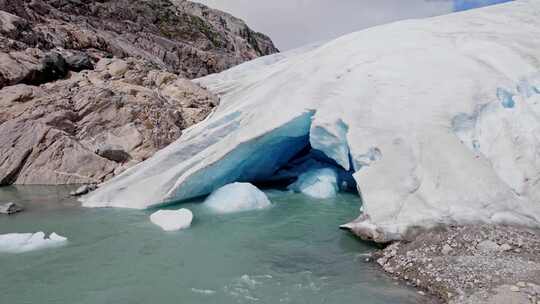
[288,167,338,199]
[204,183,271,214]
[150,209,193,231]
[0,232,67,253]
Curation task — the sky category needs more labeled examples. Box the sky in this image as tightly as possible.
[194,0,512,50]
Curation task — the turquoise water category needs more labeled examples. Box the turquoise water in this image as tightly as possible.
[0,186,425,304]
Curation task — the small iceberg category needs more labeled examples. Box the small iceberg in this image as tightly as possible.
[288,167,338,199]
[204,183,271,214]
[150,209,193,231]
[0,232,67,253]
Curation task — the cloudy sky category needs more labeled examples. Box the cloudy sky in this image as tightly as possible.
[195,0,512,50]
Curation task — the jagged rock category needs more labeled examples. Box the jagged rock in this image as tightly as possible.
[0,202,24,214]
[95,144,131,163]
[0,0,278,86]
[0,58,218,185]
[65,52,93,72]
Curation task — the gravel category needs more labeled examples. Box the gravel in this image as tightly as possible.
[371,225,540,304]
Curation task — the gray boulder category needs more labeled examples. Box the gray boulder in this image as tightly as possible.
[0,202,24,214]
[95,144,131,163]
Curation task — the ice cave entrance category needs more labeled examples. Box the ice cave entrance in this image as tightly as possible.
[254,143,358,198]
[179,111,359,203]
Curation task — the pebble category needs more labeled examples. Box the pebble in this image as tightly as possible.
[510,285,520,292]
[500,243,512,251]
[442,244,453,255]
[477,240,500,252]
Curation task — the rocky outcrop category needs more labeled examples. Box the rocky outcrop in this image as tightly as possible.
[0,0,278,185]
[0,0,277,84]
[0,58,219,185]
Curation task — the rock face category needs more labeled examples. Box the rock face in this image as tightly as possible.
[0,58,219,185]
[0,0,278,84]
[0,0,278,186]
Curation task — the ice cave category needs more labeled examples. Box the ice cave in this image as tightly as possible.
[83,0,540,243]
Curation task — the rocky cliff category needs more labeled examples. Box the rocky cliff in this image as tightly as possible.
[0,0,278,185]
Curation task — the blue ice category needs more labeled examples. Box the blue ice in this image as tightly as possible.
[453,0,512,12]
[497,88,515,109]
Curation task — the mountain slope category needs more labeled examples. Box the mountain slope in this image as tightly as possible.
[0,0,278,185]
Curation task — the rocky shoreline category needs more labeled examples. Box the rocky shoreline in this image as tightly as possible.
[371,225,540,304]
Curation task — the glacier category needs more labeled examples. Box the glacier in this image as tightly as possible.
[82,0,540,242]
[204,183,272,213]
[150,209,194,231]
[0,232,67,253]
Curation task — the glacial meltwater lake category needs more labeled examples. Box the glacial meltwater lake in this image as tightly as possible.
[0,186,426,304]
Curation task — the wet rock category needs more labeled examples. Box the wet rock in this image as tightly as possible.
[0,202,24,214]
[70,184,97,197]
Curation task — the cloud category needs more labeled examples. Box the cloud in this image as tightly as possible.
[195,0,511,50]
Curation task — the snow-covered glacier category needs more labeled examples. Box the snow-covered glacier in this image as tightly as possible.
[83,0,540,242]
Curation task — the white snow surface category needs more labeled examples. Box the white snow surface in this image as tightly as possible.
[150,209,193,231]
[288,167,339,199]
[83,1,540,242]
[204,183,271,213]
[0,232,68,253]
